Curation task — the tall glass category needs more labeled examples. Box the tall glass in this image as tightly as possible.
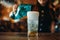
[27,11,39,40]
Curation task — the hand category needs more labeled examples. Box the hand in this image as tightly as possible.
[12,4,18,12]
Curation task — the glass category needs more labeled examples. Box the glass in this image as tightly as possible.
[27,11,39,40]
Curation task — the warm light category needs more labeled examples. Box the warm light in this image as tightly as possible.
[53,0,59,6]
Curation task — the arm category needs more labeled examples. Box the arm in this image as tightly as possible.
[50,21,55,33]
